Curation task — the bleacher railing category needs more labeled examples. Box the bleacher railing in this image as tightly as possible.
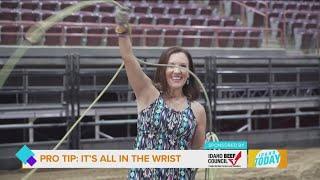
[0,20,283,48]
[0,54,319,145]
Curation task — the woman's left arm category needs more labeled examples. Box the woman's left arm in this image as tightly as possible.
[191,102,207,149]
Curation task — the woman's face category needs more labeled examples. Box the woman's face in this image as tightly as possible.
[165,52,190,90]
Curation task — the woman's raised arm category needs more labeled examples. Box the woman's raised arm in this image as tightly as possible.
[116,8,159,111]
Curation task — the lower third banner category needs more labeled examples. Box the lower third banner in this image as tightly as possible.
[18,149,247,168]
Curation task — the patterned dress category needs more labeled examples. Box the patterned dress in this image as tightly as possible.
[128,94,197,180]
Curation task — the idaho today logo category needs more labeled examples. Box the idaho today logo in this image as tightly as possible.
[16,145,37,167]
[248,149,287,168]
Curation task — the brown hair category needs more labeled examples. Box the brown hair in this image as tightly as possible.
[154,46,200,101]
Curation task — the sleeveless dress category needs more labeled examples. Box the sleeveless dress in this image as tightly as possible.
[128,94,197,180]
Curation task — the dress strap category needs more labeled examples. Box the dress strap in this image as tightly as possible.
[187,98,191,107]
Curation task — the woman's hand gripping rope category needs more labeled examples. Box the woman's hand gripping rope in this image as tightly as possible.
[115,6,131,35]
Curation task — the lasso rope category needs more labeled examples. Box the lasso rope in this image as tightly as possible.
[0,1,219,179]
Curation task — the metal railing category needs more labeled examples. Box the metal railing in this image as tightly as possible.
[0,20,283,48]
[0,54,319,145]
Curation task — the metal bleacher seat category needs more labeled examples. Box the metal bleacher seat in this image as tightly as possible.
[199,30,215,47]
[65,26,85,46]
[81,12,101,23]
[85,26,107,46]
[305,20,318,29]
[285,3,298,10]
[248,30,262,48]
[131,28,144,46]
[63,13,81,22]
[20,11,41,22]
[137,15,154,25]
[150,4,166,15]
[244,1,257,8]
[44,26,64,46]
[162,0,176,4]
[272,9,318,36]
[163,29,181,47]
[290,19,304,36]
[81,5,97,13]
[271,2,284,10]
[0,1,19,9]
[283,11,294,19]
[294,12,307,20]
[41,1,60,11]
[190,17,206,26]
[307,13,319,20]
[101,13,115,24]
[21,1,39,11]
[207,18,222,26]
[40,10,55,21]
[155,15,171,25]
[0,25,21,45]
[294,28,316,50]
[181,29,198,47]
[129,16,137,24]
[0,9,19,21]
[199,7,214,16]
[97,4,115,13]
[130,0,145,3]
[292,20,320,48]
[223,18,237,27]
[145,29,163,46]
[268,10,281,19]
[173,15,189,25]
[183,5,199,16]
[133,4,149,14]
[106,28,117,46]
[176,0,191,4]
[232,30,247,48]
[311,4,320,11]
[60,1,76,10]
[217,30,233,47]
[298,3,310,11]
[206,0,220,6]
[167,5,182,15]
[258,2,267,9]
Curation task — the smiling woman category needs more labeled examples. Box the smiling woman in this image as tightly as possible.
[116,6,206,180]
[154,47,200,102]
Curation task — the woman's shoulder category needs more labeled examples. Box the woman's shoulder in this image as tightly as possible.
[190,101,206,116]
[136,89,160,113]
[190,101,206,127]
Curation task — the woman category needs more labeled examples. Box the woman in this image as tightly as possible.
[116,7,206,180]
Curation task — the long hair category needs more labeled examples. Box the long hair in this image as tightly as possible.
[154,46,200,101]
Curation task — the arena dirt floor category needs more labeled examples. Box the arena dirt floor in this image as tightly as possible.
[0,148,319,180]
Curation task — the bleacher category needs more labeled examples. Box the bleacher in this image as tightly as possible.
[0,0,271,48]
[0,0,318,51]
[228,0,320,52]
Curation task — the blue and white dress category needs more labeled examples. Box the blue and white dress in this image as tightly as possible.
[128,94,197,180]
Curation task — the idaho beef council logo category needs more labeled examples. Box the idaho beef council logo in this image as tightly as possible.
[207,150,245,168]
[16,145,37,166]
[205,141,247,168]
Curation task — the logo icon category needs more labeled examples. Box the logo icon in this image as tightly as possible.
[16,145,37,166]
[248,149,287,168]
[255,150,280,168]
[228,151,241,166]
